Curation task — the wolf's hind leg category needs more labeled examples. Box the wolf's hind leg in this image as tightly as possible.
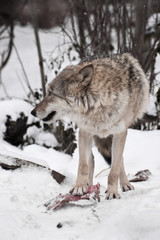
[120,157,134,192]
[70,129,93,195]
[106,130,127,200]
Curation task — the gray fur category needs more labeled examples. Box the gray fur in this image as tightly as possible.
[31,53,149,199]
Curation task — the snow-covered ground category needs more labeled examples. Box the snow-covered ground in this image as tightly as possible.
[0,126,160,240]
[0,26,160,240]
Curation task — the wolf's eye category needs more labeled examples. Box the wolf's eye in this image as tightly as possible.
[48,91,52,96]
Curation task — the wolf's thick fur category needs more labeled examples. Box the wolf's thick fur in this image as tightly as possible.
[31,53,149,199]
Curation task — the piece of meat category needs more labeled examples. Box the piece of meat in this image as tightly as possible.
[44,183,100,211]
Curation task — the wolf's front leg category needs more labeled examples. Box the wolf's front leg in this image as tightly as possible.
[106,130,127,200]
[120,157,134,192]
[70,129,94,195]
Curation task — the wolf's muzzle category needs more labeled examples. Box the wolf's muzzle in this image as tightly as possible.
[31,108,37,117]
[42,111,56,122]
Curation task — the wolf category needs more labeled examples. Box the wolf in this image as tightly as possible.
[31,53,149,199]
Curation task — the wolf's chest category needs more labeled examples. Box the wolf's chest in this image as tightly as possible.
[70,112,125,138]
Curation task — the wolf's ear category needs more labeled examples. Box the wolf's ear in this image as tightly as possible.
[78,64,93,85]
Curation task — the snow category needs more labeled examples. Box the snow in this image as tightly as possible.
[147,13,160,31]
[147,94,157,116]
[0,26,160,240]
[0,129,160,240]
[25,126,58,148]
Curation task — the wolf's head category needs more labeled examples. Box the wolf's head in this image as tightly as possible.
[31,64,94,124]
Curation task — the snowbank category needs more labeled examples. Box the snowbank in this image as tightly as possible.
[0,129,160,240]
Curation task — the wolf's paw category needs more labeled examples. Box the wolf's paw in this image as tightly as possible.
[105,191,121,200]
[121,182,134,192]
[70,184,89,196]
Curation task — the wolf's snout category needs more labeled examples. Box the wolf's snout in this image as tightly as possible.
[31,108,37,117]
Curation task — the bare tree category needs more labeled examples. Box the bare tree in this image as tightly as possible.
[55,0,160,130]
[29,0,46,97]
[60,0,160,93]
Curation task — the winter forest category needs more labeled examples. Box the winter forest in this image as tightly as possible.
[0,0,160,239]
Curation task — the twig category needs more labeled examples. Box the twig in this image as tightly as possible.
[29,0,46,97]
[13,43,35,101]
[95,167,111,178]
[91,208,101,222]
[1,81,10,97]
[0,17,14,71]
[0,54,10,97]
[16,71,28,96]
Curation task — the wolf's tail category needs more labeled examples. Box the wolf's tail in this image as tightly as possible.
[94,135,112,165]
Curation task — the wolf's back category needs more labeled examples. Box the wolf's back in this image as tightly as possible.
[91,53,149,164]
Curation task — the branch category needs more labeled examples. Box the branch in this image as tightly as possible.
[13,43,35,101]
[143,38,160,73]
[29,0,46,97]
[0,15,14,71]
[0,154,66,184]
